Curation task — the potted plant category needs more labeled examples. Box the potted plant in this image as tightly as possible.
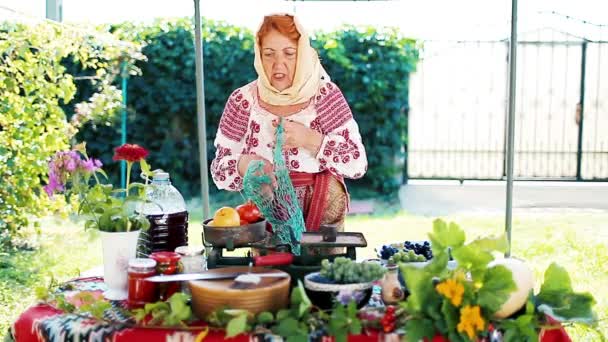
[45,143,153,300]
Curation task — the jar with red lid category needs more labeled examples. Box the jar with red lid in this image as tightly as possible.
[127,258,158,308]
[149,251,182,300]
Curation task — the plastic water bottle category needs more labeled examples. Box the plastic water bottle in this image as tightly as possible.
[139,171,189,255]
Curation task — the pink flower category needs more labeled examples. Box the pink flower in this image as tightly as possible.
[82,158,102,172]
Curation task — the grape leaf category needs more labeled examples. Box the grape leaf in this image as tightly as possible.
[429,219,466,249]
[226,314,248,338]
[405,318,435,341]
[477,265,516,314]
[273,317,300,337]
[400,265,436,312]
[451,244,494,279]
[466,235,509,253]
[536,263,596,323]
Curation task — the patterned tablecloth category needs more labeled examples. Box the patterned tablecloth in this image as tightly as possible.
[10,277,570,342]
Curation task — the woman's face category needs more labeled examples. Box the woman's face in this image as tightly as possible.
[260,29,297,91]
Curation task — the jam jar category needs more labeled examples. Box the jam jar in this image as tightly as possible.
[127,258,158,308]
[175,245,206,294]
[149,251,183,300]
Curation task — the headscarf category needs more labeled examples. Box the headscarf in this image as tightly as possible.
[254,14,330,106]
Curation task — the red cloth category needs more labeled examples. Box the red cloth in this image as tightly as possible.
[290,171,346,232]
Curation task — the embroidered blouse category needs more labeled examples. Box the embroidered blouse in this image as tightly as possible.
[211,80,367,191]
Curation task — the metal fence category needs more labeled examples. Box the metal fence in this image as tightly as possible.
[406,28,608,181]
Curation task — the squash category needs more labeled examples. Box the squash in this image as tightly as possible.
[488,258,534,318]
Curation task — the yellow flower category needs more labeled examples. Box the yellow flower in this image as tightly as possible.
[457,305,485,339]
[435,278,464,307]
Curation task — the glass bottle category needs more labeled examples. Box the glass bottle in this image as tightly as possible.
[139,171,189,254]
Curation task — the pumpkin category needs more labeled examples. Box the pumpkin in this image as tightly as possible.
[488,258,535,319]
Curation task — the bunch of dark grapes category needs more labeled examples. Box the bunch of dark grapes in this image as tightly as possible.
[379,245,400,259]
[404,241,433,260]
[379,241,433,261]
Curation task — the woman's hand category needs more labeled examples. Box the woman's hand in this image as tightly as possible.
[272,119,324,154]
[238,155,276,197]
[238,154,273,177]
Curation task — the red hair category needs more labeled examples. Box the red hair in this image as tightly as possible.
[257,15,301,45]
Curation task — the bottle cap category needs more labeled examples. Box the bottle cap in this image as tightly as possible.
[175,245,205,256]
[128,258,157,271]
[152,171,170,182]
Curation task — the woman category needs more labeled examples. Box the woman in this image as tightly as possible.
[211,14,367,238]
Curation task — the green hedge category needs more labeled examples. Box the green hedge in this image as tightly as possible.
[0,22,141,244]
[76,19,420,198]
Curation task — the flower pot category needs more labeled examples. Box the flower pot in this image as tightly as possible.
[101,230,141,300]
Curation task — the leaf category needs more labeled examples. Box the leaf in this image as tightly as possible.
[273,317,299,337]
[350,319,362,335]
[140,159,153,178]
[286,336,308,342]
[451,244,494,277]
[400,264,438,313]
[477,265,516,314]
[405,318,435,341]
[466,235,509,253]
[539,263,572,294]
[441,299,459,336]
[536,263,597,323]
[225,314,248,338]
[429,219,466,248]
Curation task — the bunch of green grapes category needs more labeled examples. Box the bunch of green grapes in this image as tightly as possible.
[320,257,386,284]
[388,250,426,264]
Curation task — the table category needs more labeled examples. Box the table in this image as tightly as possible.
[10,277,570,342]
[10,277,380,342]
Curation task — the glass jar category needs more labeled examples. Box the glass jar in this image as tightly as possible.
[149,251,182,300]
[175,245,206,273]
[127,258,158,308]
[381,264,404,304]
[175,245,206,294]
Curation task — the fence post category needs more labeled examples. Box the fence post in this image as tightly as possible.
[576,41,587,181]
[120,60,128,189]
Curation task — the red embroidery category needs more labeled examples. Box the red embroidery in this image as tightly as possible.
[309,117,323,133]
[322,128,360,168]
[290,160,300,169]
[219,89,250,142]
[242,119,261,155]
[211,145,238,184]
[314,82,353,134]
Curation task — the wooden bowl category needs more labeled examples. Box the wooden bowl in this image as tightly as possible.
[189,266,290,319]
[202,218,267,248]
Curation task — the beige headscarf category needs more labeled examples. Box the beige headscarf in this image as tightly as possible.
[254,14,329,106]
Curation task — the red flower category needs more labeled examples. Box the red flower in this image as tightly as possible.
[112,144,149,162]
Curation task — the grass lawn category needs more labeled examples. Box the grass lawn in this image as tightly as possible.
[1,210,606,340]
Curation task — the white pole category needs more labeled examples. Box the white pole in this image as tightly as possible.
[193,0,210,219]
[505,0,518,256]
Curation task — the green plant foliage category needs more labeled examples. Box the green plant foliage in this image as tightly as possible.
[0,21,142,244]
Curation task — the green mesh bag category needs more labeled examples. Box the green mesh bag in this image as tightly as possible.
[243,120,305,255]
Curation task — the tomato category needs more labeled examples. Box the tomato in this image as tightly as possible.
[236,200,262,223]
[240,219,248,226]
